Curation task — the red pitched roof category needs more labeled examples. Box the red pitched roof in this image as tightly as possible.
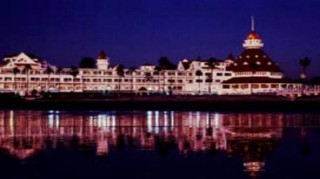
[226,49,283,73]
[226,53,235,61]
[181,61,191,70]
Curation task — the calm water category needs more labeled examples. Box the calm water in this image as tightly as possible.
[0,110,319,178]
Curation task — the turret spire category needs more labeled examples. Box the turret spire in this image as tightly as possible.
[243,17,264,49]
[251,16,255,31]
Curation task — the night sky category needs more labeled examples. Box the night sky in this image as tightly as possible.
[0,0,319,78]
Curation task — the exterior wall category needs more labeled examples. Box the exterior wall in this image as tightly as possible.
[0,55,237,95]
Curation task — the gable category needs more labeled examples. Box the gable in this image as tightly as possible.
[15,53,38,64]
[1,52,42,69]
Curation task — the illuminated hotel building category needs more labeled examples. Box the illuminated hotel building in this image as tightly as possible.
[0,19,297,95]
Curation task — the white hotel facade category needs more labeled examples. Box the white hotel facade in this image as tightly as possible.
[0,24,297,96]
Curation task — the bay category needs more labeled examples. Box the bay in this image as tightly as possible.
[0,110,318,179]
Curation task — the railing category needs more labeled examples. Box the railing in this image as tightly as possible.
[276,85,320,97]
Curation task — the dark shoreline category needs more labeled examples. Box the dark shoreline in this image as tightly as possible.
[0,95,319,112]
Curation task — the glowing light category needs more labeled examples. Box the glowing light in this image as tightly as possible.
[243,161,265,177]
[188,112,193,127]
[214,113,220,127]
[155,116,159,134]
[97,114,107,127]
[196,111,200,128]
[89,116,93,126]
[170,111,174,130]
[9,110,14,134]
[112,116,116,127]
[55,113,59,127]
[147,111,152,132]
[48,114,54,128]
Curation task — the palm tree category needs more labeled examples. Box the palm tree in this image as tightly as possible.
[145,72,153,82]
[154,66,162,93]
[79,57,96,68]
[158,56,170,94]
[126,67,136,93]
[115,65,125,92]
[12,67,20,93]
[206,57,218,94]
[299,57,311,94]
[45,66,54,92]
[195,70,203,94]
[56,67,63,92]
[70,66,79,92]
[23,64,32,95]
[299,57,311,80]
[144,72,153,92]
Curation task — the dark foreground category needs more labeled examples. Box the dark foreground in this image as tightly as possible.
[0,94,319,112]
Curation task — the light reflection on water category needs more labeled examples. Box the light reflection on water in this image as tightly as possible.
[0,110,319,178]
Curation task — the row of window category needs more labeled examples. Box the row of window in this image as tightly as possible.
[0,70,233,77]
[222,84,280,89]
[0,77,223,83]
[236,72,267,76]
[216,73,232,76]
[3,83,185,91]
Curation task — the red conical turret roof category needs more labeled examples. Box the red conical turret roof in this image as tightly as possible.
[246,31,261,40]
[98,51,107,59]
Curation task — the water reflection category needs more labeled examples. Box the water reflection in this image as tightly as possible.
[0,111,318,178]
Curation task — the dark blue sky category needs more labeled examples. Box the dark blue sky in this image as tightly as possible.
[0,0,319,78]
